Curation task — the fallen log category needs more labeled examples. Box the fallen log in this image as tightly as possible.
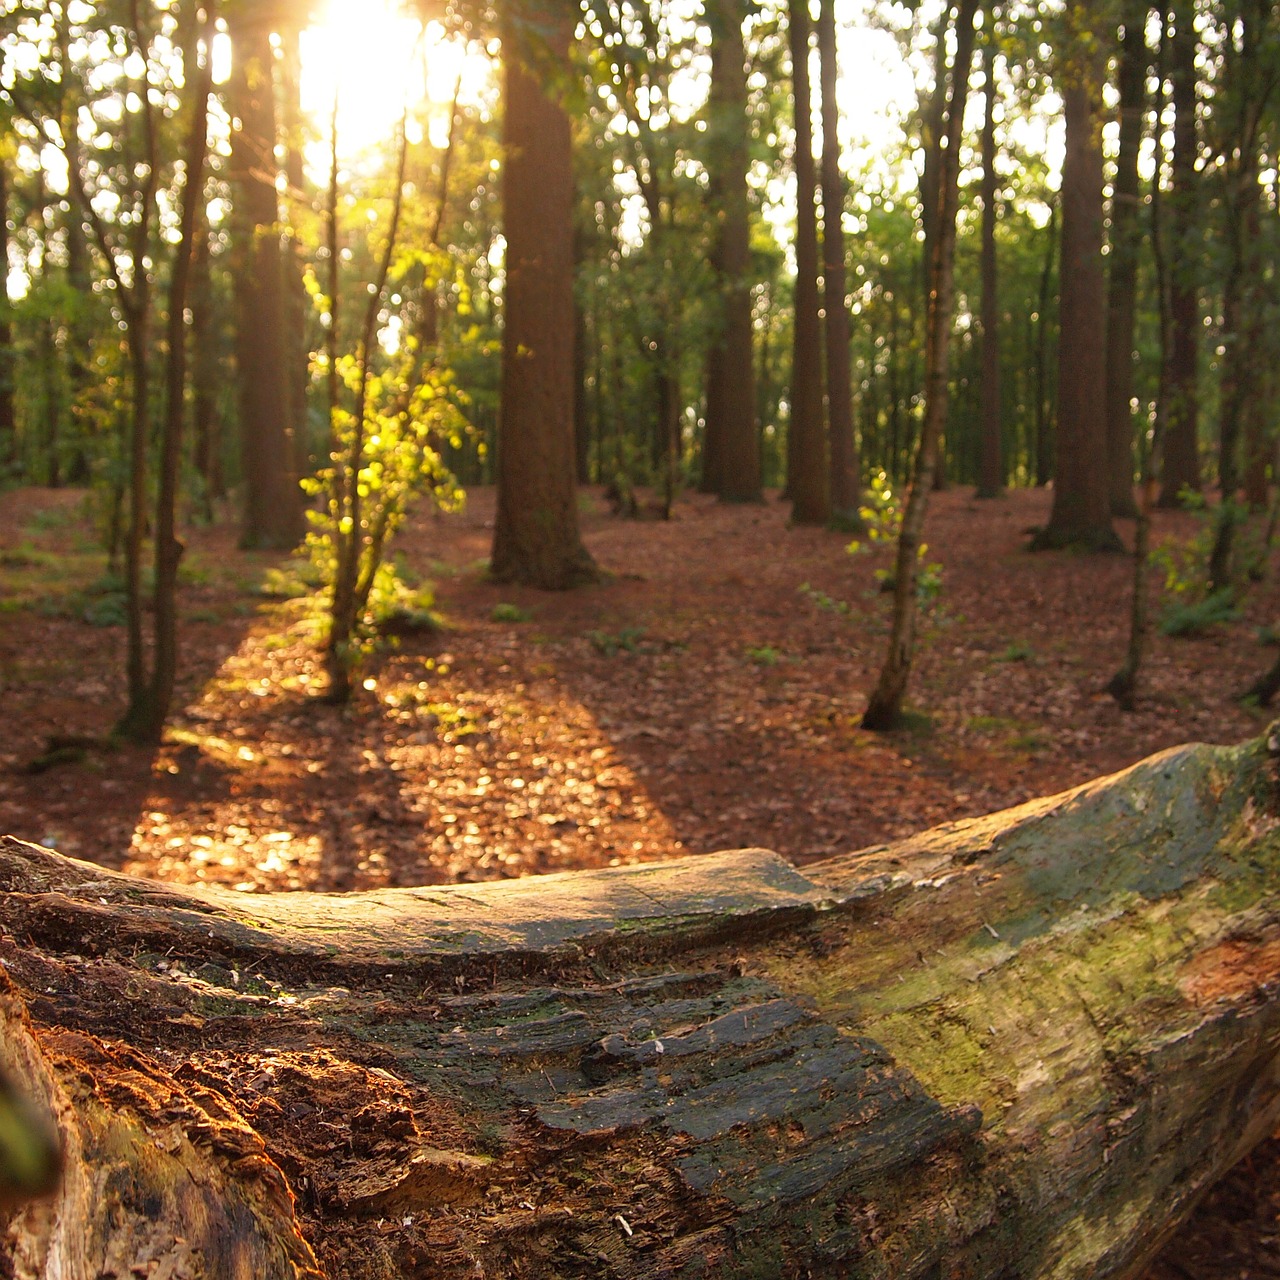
[3,734,1280,1278]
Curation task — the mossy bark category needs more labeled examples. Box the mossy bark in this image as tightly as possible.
[5,738,1280,1276]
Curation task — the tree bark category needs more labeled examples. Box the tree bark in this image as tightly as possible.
[1039,18,1121,550]
[703,0,761,505]
[228,12,304,552]
[976,37,1002,501]
[6,735,1280,1277]
[817,0,860,525]
[1157,0,1202,509]
[1104,0,1145,520]
[0,157,15,470]
[491,0,598,589]
[1033,40,1122,553]
[862,0,977,731]
[786,0,829,526]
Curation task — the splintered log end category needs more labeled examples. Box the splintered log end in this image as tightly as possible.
[0,735,1279,1276]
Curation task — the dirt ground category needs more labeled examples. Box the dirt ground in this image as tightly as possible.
[3,481,1280,1275]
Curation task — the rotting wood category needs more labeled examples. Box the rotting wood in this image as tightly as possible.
[3,736,1280,1277]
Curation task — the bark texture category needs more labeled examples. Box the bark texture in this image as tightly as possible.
[10,731,1280,1276]
[228,13,303,552]
[491,0,597,589]
[786,0,829,526]
[1034,57,1122,552]
[1158,0,1202,509]
[702,0,760,505]
[1105,1,1145,520]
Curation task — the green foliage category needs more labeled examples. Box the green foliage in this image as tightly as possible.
[1159,588,1242,637]
[491,602,533,623]
[587,626,646,656]
[798,583,854,618]
[996,640,1034,663]
[745,644,782,666]
[260,561,324,601]
[307,344,465,680]
[847,470,903,547]
[845,471,944,606]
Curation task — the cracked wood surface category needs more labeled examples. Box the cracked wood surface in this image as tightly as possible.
[2,738,1280,1277]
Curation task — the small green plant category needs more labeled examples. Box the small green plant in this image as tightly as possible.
[1159,587,1242,637]
[745,645,781,666]
[81,592,128,627]
[587,626,646,656]
[798,583,854,618]
[846,469,902,547]
[996,640,1034,663]
[491,602,533,624]
[259,560,323,600]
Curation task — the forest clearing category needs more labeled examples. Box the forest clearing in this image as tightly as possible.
[4,482,1280,1277]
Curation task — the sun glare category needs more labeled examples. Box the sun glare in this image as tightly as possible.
[299,0,487,164]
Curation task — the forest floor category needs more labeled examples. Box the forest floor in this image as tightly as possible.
[2,480,1280,1275]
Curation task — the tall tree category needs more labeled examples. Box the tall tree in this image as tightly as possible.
[702,0,761,504]
[1104,0,1146,520]
[227,9,304,550]
[1207,0,1274,593]
[1157,0,1202,508]
[863,0,979,731]
[817,0,860,524]
[1031,13,1121,552]
[0,153,13,471]
[491,0,598,588]
[976,34,1002,500]
[787,0,829,525]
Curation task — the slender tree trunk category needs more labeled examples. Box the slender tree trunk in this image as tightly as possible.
[1033,200,1056,487]
[1110,18,1172,712]
[1208,0,1267,596]
[0,159,16,471]
[703,0,761,504]
[190,229,223,520]
[228,14,303,551]
[787,0,829,526]
[1158,0,1202,508]
[863,0,978,732]
[1032,34,1122,553]
[278,22,312,480]
[1105,0,1146,520]
[817,0,860,525]
[491,0,598,588]
[976,38,1002,500]
[136,8,215,746]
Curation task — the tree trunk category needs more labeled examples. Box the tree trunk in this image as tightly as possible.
[0,157,16,469]
[278,21,313,482]
[786,0,829,526]
[190,228,224,519]
[1032,41,1122,553]
[1104,0,1145,520]
[976,38,1002,501]
[1157,0,1201,509]
[491,0,597,589]
[1208,0,1267,596]
[6,736,1280,1277]
[703,0,761,505]
[1034,199,1057,487]
[862,0,978,731]
[817,0,860,525]
[228,13,304,552]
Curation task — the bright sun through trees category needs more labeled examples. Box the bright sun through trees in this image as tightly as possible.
[299,0,490,161]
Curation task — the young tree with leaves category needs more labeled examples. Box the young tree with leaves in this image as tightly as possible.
[863,0,979,731]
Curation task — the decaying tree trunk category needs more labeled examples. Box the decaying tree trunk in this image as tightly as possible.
[6,736,1280,1277]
